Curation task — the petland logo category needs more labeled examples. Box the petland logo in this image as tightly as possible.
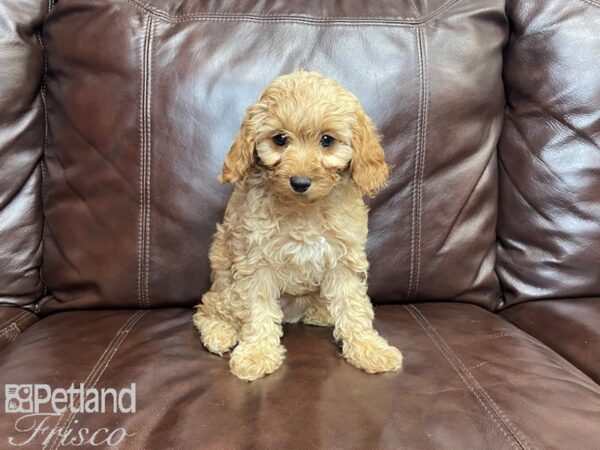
[4,384,136,447]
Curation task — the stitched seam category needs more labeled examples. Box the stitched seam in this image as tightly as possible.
[0,323,19,338]
[127,0,462,25]
[408,0,421,17]
[406,29,423,300]
[44,311,146,450]
[48,312,146,450]
[409,305,536,450]
[0,326,11,340]
[0,323,20,345]
[406,29,421,300]
[137,15,147,309]
[36,30,49,298]
[469,361,488,370]
[14,311,36,329]
[417,308,535,450]
[581,0,600,8]
[416,29,428,299]
[0,311,29,331]
[145,17,154,308]
[404,305,522,450]
[407,27,428,301]
[484,332,518,339]
[138,16,153,309]
[0,311,34,333]
[421,312,535,450]
[45,311,146,450]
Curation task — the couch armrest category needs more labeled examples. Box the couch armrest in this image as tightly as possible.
[0,307,38,350]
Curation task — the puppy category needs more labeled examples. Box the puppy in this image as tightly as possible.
[194,70,403,381]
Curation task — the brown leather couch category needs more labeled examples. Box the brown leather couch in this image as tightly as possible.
[1,0,599,449]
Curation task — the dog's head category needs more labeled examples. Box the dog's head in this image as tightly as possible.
[219,70,389,200]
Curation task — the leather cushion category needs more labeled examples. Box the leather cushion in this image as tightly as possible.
[0,0,47,305]
[40,0,505,311]
[497,0,600,306]
[1,304,598,449]
[0,307,38,350]
[502,298,600,384]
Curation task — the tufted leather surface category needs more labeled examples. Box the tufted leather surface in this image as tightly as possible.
[502,298,600,384]
[39,0,504,312]
[0,0,47,306]
[497,0,600,306]
[0,304,599,449]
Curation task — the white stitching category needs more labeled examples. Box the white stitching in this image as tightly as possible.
[0,323,21,346]
[483,332,519,339]
[0,323,18,338]
[36,30,49,298]
[404,305,522,450]
[138,16,153,309]
[406,28,421,300]
[144,17,154,308]
[14,311,36,330]
[469,361,488,370]
[49,312,146,450]
[137,15,147,309]
[413,27,425,299]
[409,305,537,450]
[127,0,462,25]
[44,311,146,450]
[407,27,428,301]
[0,311,29,331]
[416,29,429,298]
[581,0,600,8]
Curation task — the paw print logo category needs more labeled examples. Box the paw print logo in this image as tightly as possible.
[4,385,33,413]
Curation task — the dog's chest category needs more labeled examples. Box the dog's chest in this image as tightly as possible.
[267,222,338,295]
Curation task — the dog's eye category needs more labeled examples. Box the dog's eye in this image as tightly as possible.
[320,135,335,148]
[272,134,288,147]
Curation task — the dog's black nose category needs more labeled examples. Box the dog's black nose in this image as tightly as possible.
[290,176,312,193]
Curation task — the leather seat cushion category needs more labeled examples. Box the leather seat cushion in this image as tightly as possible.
[502,298,600,384]
[0,307,37,350]
[0,304,598,449]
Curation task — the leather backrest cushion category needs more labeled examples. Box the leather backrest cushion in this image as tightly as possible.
[40,0,506,312]
[497,0,600,307]
[0,0,48,306]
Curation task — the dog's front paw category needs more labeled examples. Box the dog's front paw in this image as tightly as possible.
[342,332,403,373]
[229,342,286,381]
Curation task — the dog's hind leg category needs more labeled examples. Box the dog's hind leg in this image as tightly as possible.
[301,292,334,327]
[194,289,239,356]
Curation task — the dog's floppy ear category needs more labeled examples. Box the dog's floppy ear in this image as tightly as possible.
[219,103,264,184]
[350,107,389,197]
